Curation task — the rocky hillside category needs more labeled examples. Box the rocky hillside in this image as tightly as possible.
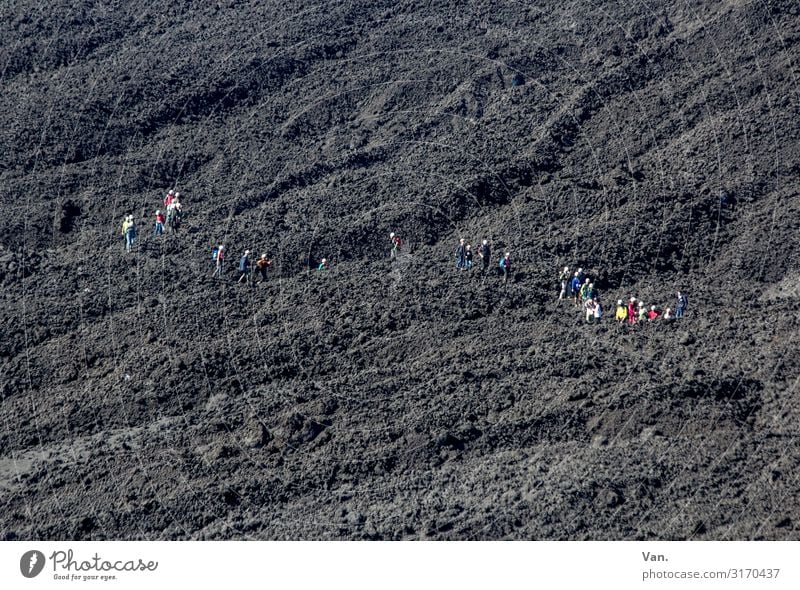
[1,0,799,540]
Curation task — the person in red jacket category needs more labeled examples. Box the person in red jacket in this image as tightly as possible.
[627,297,637,324]
[647,305,661,321]
[153,210,165,236]
[389,232,402,258]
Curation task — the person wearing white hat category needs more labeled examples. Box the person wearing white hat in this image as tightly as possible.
[627,297,637,324]
[389,232,402,258]
[154,210,165,236]
[256,253,272,282]
[478,239,491,273]
[615,299,627,322]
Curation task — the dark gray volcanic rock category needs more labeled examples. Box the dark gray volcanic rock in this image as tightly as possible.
[0,0,799,540]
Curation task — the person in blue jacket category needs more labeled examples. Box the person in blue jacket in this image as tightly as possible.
[570,271,582,306]
[237,250,251,284]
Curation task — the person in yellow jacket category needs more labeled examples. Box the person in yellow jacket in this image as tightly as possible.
[121,215,136,252]
[615,299,627,323]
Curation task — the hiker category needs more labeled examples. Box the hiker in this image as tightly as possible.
[163,190,175,208]
[166,198,182,232]
[558,266,570,300]
[580,278,591,303]
[499,252,511,283]
[647,305,661,321]
[212,245,225,279]
[121,215,132,248]
[464,244,473,269]
[584,298,596,323]
[478,239,491,273]
[389,232,402,258]
[627,297,637,324]
[576,267,585,285]
[238,250,251,283]
[154,210,165,236]
[317,258,328,271]
[455,238,466,270]
[638,301,647,323]
[122,215,137,252]
[663,307,672,320]
[594,299,603,322]
[676,291,688,318]
[615,300,627,322]
[256,254,272,282]
[570,272,582,305]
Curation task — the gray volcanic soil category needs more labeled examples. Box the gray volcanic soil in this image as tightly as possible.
[1,0,799,540]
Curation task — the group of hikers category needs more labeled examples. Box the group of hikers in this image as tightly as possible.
[120,201,690,321]
[211,246,274,283]
[558,266,689,323]
[453,237,513,282]
[119,190,185,251]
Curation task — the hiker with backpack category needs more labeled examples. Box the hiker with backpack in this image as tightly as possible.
[122,215,137,252]
[647,305,661,321]
[211,245,225,279]
[676,291,688,318]
[390,232,402,258]
[238,250,251,283]
[464,244,473,270]
[163,190,175,208]
[499,252,512,283]
[317,258,329,271]
[478,239,491,273]
[584,297,597,323]
[256,253,272,282]
[579,278,591,303]
[167,198,182,233]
